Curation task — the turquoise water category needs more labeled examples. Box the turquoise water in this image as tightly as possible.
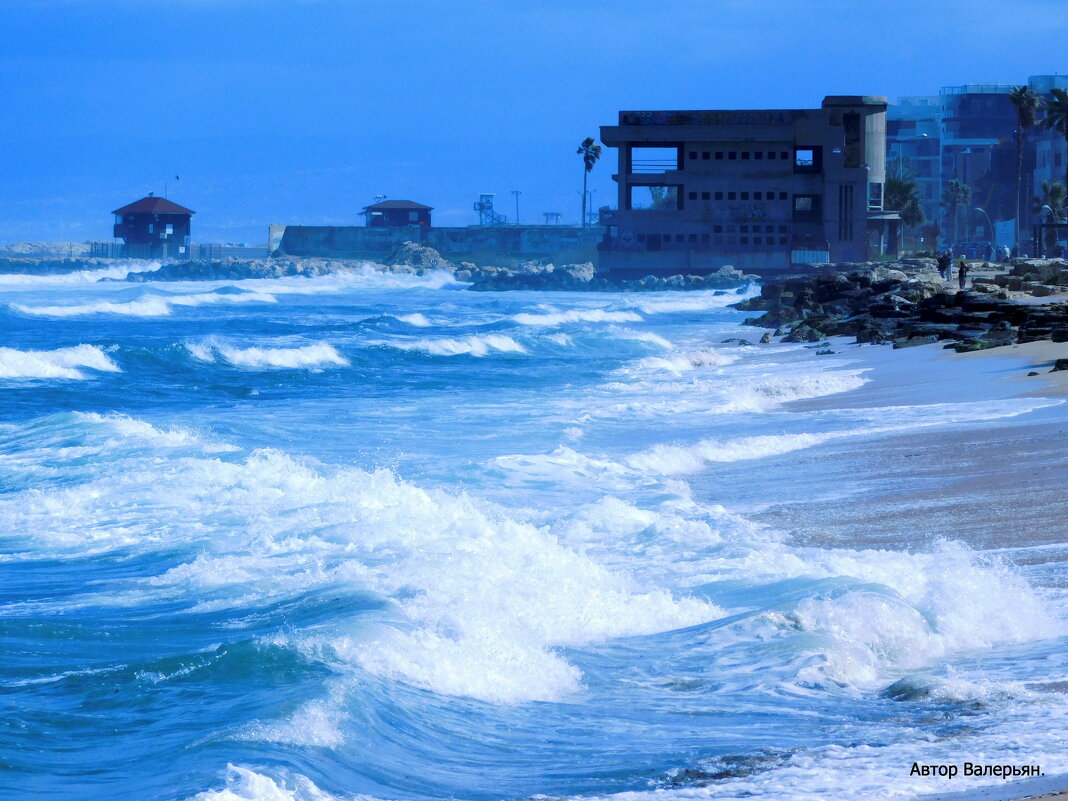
[1,263,1066,801]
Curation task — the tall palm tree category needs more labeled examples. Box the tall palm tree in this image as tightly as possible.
[1044,88,1068,190]
[577,137,602,228]
[1009,86,1041,252]
[885,174,926,229]
[941,179,972,243]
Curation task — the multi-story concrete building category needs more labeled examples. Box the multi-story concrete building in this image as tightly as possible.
[886,96,941,247]
[597,96,895,274]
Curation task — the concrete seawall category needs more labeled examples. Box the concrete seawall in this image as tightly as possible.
[271,224,602,269]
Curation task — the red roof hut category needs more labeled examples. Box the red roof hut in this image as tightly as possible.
[112,194,194,259]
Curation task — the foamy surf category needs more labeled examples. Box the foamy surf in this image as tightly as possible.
[0,344,120,380]
[11,290,276,317]
[186,339,350,369]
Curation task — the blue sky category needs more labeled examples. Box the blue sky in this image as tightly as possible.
[1,0,1065,244]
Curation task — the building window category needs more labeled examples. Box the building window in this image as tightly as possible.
[767,152,776,159]
[148,224,154,233]
[688,151,697,160]
[728,152,737,160]
[702,152,711,160]
[689,234,697,242]
[689,191,697,200]
[781,152,789,160]
[755,152,763,160]
[675,234,684,243]
[715,152,724,160]
[740,237,749,245]
[409,211,419,222]
[794,146,822,173]
[741,151,750,160]
[868,182,883,211]
[637,233,646,242]
[740,225,749,233]
[701,191,710,200]
[713,236,724,245]
[630,145,682,174]
[713,225,723,233]
[779,192,788,200]
[727,237,737,245]
[754,237,762,245]
[727,225,737,233]
[629,185,681,211]
[765,225,774,233]
[741,192,749,200]
[779,236,788,245]
[701,234,710,243]
[778,225,787,233]
[727,192,737,200]
[793,194,821,220]
[715,191,723,200]
[753,192,762,200]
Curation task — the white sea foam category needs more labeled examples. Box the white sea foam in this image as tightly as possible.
[636,347,738,374]
[11,290,276,317]
[0,260,161,286]
[191,765,339,801]
[513,308,643,326]
[394,312,431,326]
[628,293,744,315]
[1,427,720,704]
[626,433,834,475]
[0,344,121,380]
[187,339,349,369]
[391,334,526,357]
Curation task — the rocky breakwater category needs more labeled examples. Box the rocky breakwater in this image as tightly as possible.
[733,260,1068,353]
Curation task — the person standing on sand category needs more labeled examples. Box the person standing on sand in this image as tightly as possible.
[958,259,968,290]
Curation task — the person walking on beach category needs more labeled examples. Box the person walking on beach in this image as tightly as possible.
[957,259,968,290]
[938,252,951,280]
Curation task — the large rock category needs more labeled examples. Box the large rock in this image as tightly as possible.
[384,241,453,270]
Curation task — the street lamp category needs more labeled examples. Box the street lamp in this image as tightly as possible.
[974,207,994,245]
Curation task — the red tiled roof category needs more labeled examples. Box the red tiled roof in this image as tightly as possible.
[112,196,195,215]
[362,200,433,211]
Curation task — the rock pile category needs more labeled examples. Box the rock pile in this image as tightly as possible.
[734,266,1068,352]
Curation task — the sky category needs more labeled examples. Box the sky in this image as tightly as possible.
[1,0,1066,245]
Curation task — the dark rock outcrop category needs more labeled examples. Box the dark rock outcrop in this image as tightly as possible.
[735,266,1068,353]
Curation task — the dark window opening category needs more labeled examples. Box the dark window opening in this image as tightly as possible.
[741,151,750,160]
[701,191,710,200]
[628,185,681,211]
[793,146,823,174]
[715,152,724,160]
[630,145,682,174]
[779,236,788,245]
[780,152,788,160]
[779,192,788,200]
[702,152,711,160]
[741,192,749,200]
[713,225,723,233]
[753,192,762,200]
[754,237,762,245]
[689,234,697,243]
[740,237,749,245]
[755,151,763,160]
[715,191,724,200]
[688,151,697,160]
[740,225,749,233]
[727,192,737,200]
[728,152,737,160]
[701,233,710,243]
[688,192,697,200]
[768,152,776,159]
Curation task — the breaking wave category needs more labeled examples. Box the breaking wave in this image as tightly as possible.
[11,290,277,317]
[0,344,121,380]
[389,334,526,357]
[186,339,350,369]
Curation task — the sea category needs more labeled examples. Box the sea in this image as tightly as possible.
[1,261,1066,801]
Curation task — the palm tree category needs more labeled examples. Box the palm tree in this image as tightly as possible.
[941,179,972,243]
[577,137,602,228]
[885,174,926,229]
[1009,86,1041,252]
[1044,88,1068,190]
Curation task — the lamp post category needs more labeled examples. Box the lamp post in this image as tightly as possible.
[974,207,994,249]
[511,190,521,226]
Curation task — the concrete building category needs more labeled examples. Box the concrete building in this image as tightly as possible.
[112,194,193,259]
[886,96,941,248]
[597,96,895,275]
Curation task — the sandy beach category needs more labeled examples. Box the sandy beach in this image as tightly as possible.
[954,338,1068,396]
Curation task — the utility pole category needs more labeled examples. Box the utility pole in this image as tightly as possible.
[511,190,521,226]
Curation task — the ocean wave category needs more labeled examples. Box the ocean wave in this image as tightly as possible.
[1,422,720,704]
[628,292,746,315]
[11,290,277,317]
[186,339,350,369]
[389,333,526,357]
[0,260,161,286]
[394,312,431,326]
[513,308,643,326]
[636,347,738,374]
[0,344,121,380]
